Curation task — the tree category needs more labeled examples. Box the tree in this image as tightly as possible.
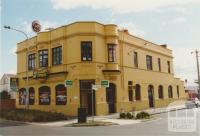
[0,91,11,99]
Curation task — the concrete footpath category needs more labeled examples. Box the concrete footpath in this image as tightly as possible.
[31,103,186,127]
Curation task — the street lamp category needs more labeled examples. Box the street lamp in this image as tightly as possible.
[4,25,29,109]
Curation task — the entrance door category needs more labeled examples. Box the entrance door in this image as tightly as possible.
[148,85,154,108]
[106,83,116,113]
[80,80,95,115]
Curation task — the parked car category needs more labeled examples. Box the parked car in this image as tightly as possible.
[194,97,200,107]
[185,97,200,108]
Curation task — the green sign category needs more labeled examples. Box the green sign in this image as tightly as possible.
[101,80,109,88]
[65,80,73,87]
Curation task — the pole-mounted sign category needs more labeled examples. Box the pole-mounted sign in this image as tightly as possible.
[65,80,73,87]
[32,20,41,33]
[101,80,109,88]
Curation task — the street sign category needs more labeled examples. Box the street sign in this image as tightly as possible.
[101,80,109,88]
[65,80,73,87]
[32,20,41,33]
[92,85,101,90]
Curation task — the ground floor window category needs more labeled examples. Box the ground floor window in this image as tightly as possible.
[19,88,26,105]
[29,87,35,105]
[128,81,133,101]
[177,85,180,98]
[128,90,133,101]
[55,84,67,105]
[39,86,51,105]
[168,85,173,98]
[158,85,164,99]
[135,84,141,101]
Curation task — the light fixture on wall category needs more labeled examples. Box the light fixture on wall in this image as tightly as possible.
[127,42,149,55]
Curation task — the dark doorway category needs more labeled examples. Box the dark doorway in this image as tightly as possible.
[106,83,116,113]
[80,80,95,115]
[148,85,154,108]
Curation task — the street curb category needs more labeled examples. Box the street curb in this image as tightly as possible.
[149,107,187,115]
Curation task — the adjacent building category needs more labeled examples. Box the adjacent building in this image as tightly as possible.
[185,86,198,99]
[0,74,18,99]
[16,21,186,116]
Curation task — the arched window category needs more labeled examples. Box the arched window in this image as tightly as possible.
[29,87,35,105]
[19,88,26,105]
[135,84,141,101]
[177,85,180,98]
[148,85,154,108]
[39,86,51,105]
[55,84,67,105]
[158,85,164,99]
[168,85,173,98]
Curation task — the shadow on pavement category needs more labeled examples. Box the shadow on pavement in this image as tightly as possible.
[0,120,29,128]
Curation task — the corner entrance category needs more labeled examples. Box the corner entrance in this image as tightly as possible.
[80,80,95,115]
[106,83,116,114]
[148,85,154,108]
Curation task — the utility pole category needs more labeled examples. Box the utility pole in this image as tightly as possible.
[191,49,200,99]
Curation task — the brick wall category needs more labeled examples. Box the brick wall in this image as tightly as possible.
[0,99,16,110]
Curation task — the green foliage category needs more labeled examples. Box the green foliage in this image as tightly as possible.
[119,112,126,119]
[0,91,11,99]
[136,111,150,119]
[0,109,68,122]
[120,112,135,119]
[126,112,134,119]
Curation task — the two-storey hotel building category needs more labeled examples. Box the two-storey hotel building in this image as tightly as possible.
[16,21,186,116]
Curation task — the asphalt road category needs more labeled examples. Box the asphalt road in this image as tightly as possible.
[0,108,200,136]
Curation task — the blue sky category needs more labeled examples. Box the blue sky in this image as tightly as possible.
[1,0,200,85]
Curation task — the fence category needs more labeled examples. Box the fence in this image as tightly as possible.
[0,99,16,110]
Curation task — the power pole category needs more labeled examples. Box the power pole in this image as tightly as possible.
[192,49,200,99]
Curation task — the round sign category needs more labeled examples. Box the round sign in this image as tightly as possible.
[32,20,41,33]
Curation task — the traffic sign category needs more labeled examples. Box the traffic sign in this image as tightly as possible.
[101,80,109,88]
[65,80,73,87]
[92,85,101,90]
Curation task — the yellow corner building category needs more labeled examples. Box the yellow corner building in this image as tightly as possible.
[16,21,186,116]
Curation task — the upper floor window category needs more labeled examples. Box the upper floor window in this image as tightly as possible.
[158,58,161,72]
[28,54,36,70]
[134,52,138,68]
[146,55,153,70]
[39,49,48,67]
[52,46,62,65]
[167,61,171,73]
[108,44,116,62]
[81,41,92,61]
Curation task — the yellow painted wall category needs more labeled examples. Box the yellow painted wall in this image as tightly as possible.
[16,21,186,116]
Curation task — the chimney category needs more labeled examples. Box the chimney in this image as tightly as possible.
[160,44,167,48]
[123,29,129,34]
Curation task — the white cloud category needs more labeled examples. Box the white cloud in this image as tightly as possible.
[119,22,146,37]
[9,46,17,55]
[8,69,17,75]
[51,0,200,14]
[173,46,197,86]
[172,17,186,24]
